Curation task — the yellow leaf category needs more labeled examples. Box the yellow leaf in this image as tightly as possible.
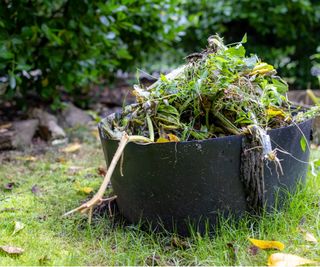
[61,143,81,153]
[304,232,318,244]
[249,238,285,251]
[167,134,180,142]
[74,181,93,195]
[266,107,286,118]
[78,186,93,194]
[15,156,37,161]
[156,137,170,143]
[268,253,317,267]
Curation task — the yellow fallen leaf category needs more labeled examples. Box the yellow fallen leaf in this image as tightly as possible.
[249,238,285,251]
[78,186,93,194]
[156,137,170,143]
[15,156,37,161]
[304,232,318,244]
[268,253,317,267]
[167,134,180,142]
[74,181,93,195]
[61,143,81,153]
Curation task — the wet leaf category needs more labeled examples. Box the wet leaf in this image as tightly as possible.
[12,221,25,236]
[268,253,317,267]
[61,143,81,153]
[0,245,24,255]
[300,136,307,152]
[249,238,285,251]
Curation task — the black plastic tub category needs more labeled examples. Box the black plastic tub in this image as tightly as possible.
[98,119,313,235]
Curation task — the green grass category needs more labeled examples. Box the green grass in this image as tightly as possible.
[1,142,320,266]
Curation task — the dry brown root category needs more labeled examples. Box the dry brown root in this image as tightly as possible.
[63,133,151,223]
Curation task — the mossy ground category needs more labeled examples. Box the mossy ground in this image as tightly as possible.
[0,132,320,266]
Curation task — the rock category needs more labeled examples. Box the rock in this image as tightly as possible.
[30,108,66,141]
[13,119,39,148]
[59,103,92,128]
[0,119,38,150]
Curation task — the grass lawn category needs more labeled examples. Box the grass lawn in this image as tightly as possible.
[1,135,320,266]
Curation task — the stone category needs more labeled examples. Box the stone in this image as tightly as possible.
[30,108,66,141]
[0,119,39,150]
[60,103,92,128]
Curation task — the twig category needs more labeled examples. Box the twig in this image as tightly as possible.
[63,133,152,223]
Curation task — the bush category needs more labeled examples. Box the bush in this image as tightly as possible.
[181,0,320,89]
[0,0,188,108]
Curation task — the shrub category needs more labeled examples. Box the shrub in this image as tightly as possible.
[0,0,188,108]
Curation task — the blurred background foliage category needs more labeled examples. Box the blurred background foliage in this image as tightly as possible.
[0,0,320,108]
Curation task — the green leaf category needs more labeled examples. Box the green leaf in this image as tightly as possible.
[300,136,307,152]
[241,33,247,44]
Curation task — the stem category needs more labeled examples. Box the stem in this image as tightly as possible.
[306,89,319,105]
[146,114,154,142]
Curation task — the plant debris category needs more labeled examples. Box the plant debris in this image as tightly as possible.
[102,35,308,142]
[66,35,319,220]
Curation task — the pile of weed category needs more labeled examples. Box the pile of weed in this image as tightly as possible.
[102,35,312,142]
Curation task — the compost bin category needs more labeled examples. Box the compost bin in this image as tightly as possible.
[99,118,313,235]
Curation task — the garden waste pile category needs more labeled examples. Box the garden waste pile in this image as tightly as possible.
[102,35,313,143]
[66,35,317,219]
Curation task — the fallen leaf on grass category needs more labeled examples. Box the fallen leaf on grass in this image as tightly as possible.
[15,156,37,161]
[304,232,318,244]
[249,238,285,251]
[298,227,318,244]
[0,245,24,255]
[12,221,25,236]
[60,143,81,153]
[97,166,107,177]
[74,181,93,195]
[268,253,317,267]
